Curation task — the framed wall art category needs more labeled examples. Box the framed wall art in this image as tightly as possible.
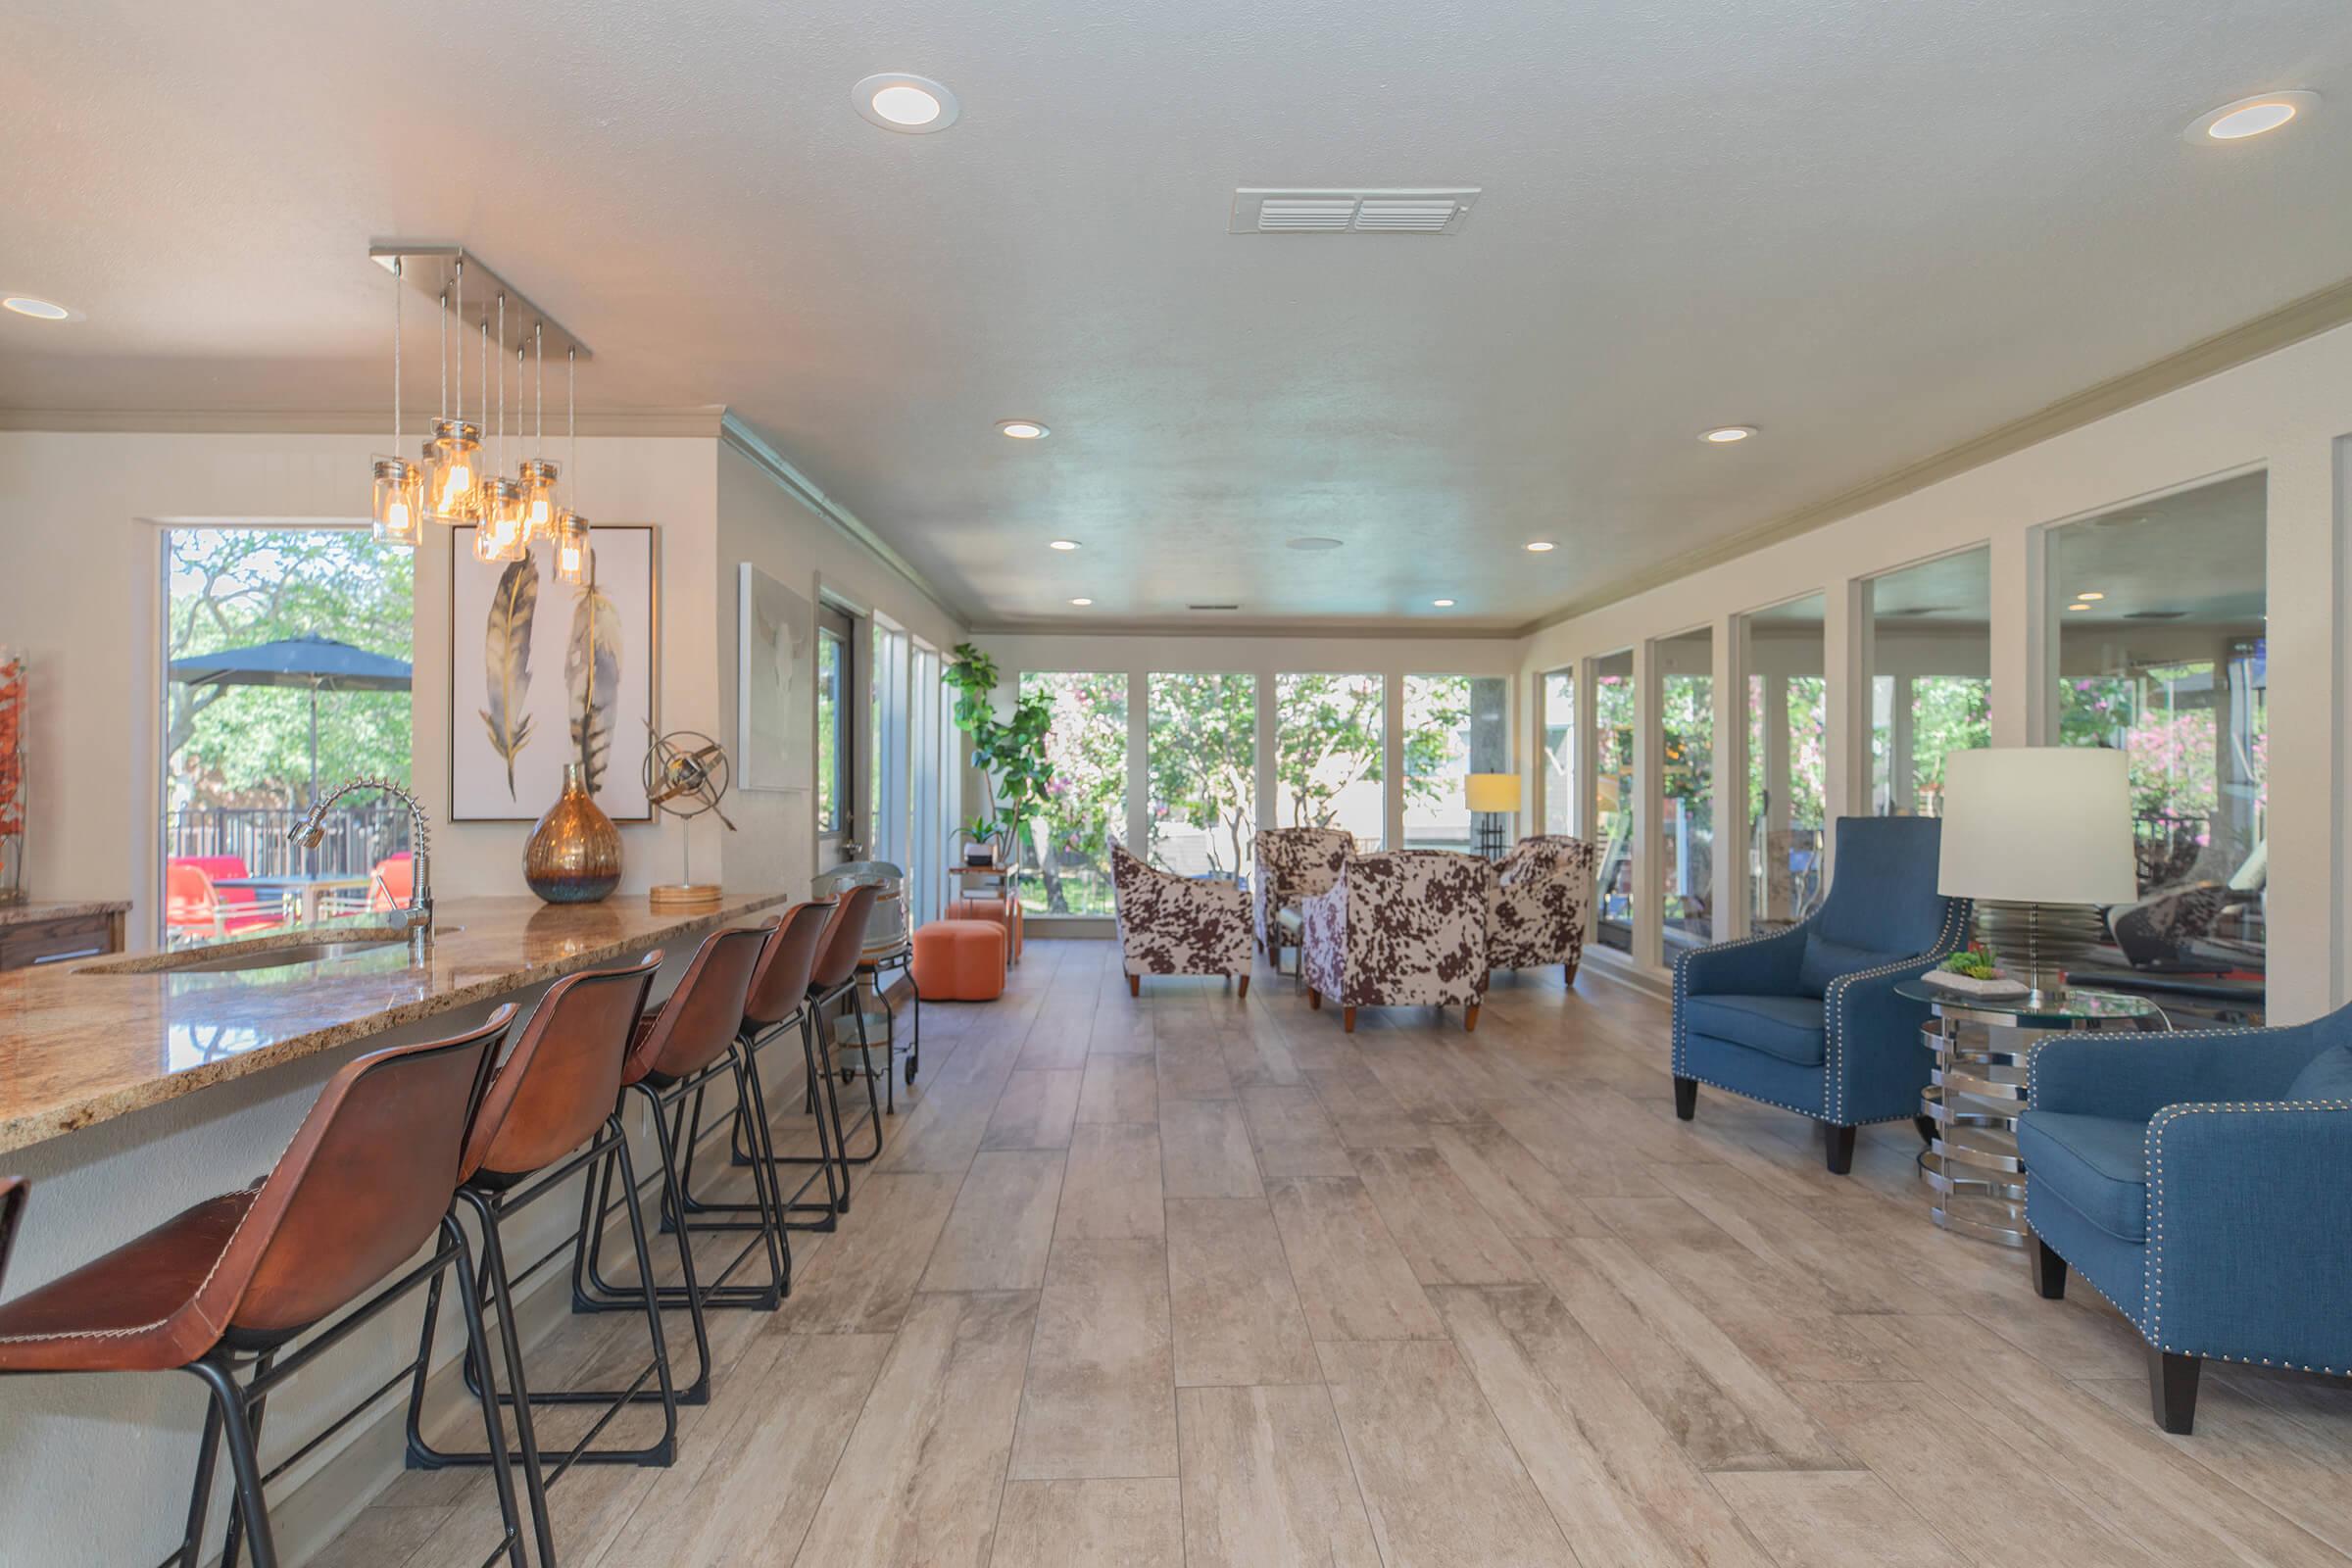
[450,524,659,822]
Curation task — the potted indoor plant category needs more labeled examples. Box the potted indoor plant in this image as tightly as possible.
[944,644,1056,879]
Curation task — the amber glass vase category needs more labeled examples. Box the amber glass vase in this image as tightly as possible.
[523,762,621,904]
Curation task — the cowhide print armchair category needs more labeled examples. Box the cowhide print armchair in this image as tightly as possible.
[1489,834,1597,987]
[1300,850,1493,1033]
[1111,841,1252,997]
[1251,826,1355,974]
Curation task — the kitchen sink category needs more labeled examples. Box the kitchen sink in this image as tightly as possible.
[165,937,410,974]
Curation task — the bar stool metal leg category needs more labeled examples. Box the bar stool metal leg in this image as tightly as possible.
[185,1356,278,1568]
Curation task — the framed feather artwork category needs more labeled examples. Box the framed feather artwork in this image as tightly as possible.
[449,524,659,822]
[736,564,814,793]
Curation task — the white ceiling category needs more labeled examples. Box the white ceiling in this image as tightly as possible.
[3,0,2349,633]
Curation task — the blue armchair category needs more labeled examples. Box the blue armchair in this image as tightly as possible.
[1672,816,1969,1172]
[2020,1005,2352,1434]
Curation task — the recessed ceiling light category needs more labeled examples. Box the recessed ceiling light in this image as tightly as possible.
[2067,603,2092,612]
[1286,536,1344,552]
[2075,591,2105,602]
[1525,540,1556,553]
[1700,425,1757,443]
[1068,597,1093,607]
[853,73,960,133]
[1432,599,1455,608]
[2,296,73,320]
[2189,90,2318,142]
[998,419,1049,440]
[1049,539,1080,551]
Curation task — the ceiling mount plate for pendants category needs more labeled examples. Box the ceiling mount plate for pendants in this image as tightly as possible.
[368,243,592,363]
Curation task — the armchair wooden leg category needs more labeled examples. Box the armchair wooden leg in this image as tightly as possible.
[1824,1124,1857,1175]
[2148,1347,2201,1435]
[1307,988,1321,1009]
[1238,975,1250,1001]
[2028,1229,2068,1300]
[1127,974,1140,997]
[1563,958,1580,988]
[1673,1076,1696,1121]
[1342,1006,1357,1033]
[1463,1003,1480,1033]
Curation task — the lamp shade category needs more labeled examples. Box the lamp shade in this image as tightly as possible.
[1465,773,1523,813]
[1936,748,2137,906]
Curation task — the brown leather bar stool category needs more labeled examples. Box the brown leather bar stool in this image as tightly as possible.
[675,900,842,1233]
[793,883,886,1209]
[0,1011,525,1568]
[571,923,771,1388]
[406,952,666,1568]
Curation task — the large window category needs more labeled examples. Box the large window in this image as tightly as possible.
[1865,547,1990,815]
[871,622,910,868]
[1542,669,1575,836]
[910,643,945,926]
[1147,672,1256,878]
[1741,596,1827,931]
[2052,472,2267,1016]
[1401,675,1506,851]
[1148,667,1260,879]
[1018,671,1128,914]
[1275,672,1385,849]
[1656,629,1714,949]
[816,626,847,834]
[1592,651,1636,953]
[162,527,413,942]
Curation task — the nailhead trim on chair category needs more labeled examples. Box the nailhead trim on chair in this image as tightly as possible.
[1673,899,1965,1127]
[2144,1097,2352,1371]
[1820,900,1968,1126]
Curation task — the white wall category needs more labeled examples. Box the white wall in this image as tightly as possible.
[714,440,966,903]
[1519,320,2352,1022]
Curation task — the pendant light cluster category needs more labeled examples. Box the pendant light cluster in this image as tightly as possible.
[369,247,592,587]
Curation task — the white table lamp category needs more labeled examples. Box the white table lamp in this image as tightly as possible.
[1936,748,2137,1002]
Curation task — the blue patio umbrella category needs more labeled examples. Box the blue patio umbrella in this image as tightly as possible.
[169,633,413,806]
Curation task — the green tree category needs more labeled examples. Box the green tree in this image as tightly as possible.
[1021,672,1126,914]
[1148,673,1256,875]
[1275,673,1384,830]
[167,530,413,809]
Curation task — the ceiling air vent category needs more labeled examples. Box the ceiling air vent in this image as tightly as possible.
[1187,603,1242,612]
[1230,188,1481,235]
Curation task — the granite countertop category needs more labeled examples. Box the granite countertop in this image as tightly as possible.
[0,892,785,1154]
[0,899,130,927]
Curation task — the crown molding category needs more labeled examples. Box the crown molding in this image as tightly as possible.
[0,405,729,437]
[964,616,1526,641]
[1516,270,2352,639]
[718,413,972,632]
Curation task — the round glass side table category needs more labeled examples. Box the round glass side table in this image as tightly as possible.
[1895,981,2164,1248]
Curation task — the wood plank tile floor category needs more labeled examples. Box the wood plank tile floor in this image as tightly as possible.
[327,940,2352,1567]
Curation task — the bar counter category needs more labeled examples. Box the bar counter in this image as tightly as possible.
[0,891,785,1154]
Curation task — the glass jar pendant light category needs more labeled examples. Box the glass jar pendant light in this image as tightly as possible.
[370,258,422,545]
[518,324,559,546]
[555,346,591,584]
[423,262,482,524]
[475,478,527,562]
[471,302,526,563]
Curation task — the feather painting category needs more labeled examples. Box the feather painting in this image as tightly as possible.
[566,579,622,795]
[478,555,540,799]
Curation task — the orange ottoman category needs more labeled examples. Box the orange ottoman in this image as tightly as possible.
[913,919,1007,1002]
[946,895,1023,964]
